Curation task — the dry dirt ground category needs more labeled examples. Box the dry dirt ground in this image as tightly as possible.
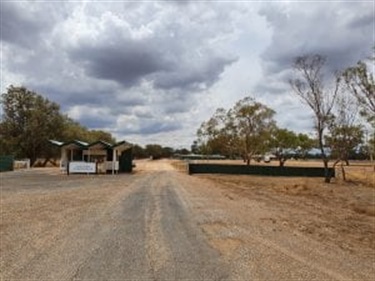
[1,159,374,280]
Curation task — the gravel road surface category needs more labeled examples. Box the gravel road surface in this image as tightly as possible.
[1,160,374,280]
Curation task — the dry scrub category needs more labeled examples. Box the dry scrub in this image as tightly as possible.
[199,173,375,252]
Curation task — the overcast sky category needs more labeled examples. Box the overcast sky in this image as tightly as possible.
[1,0,373,148]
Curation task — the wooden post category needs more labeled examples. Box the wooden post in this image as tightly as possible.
[112,149,116,175]
[61,148,67,172]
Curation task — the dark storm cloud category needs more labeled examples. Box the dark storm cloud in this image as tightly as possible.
[259,2,374,76]
[78,115,115,129]
[0,2,45,47]
[3,0,372,145]
[69,37,236,91]
[0,1,69,48]
[28,84,113,109]
[163,98,195,114]
[347,11,374,29]
[25,79,148,119]
[256,1,374,99]
[153,55,237,91]
[70,42,170,87]
[63,2,238,92]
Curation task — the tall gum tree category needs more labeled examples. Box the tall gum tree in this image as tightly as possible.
[326,89,364,181]
[342,55,375,127]
[290,55,339,183]
[342,49,375,164]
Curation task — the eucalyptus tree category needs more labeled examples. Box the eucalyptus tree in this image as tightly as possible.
[295,133,316,159]
[197,108,238,157]
[342,53,375,127]
[290,55,340,183]
[197,97,275,163]
[231,97,276,165]
[342,50,375,165]
[325,89,364,180]
[270,128,299,167]
[1,85,65,166]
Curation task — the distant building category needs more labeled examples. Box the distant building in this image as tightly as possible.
[174,154,226,160]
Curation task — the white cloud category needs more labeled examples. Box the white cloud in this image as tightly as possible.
[1,1,372,148]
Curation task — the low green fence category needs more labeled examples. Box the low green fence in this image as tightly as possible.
[188,163,335,178]
[0,155,14,172]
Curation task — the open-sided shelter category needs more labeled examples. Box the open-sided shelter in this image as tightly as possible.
[49,140,133,174]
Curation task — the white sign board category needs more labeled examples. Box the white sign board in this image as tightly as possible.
[69,162,96,174]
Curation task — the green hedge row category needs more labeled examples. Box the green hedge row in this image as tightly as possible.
[0,155,14,172]
[188,163,335,178]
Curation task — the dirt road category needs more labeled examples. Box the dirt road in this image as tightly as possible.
[1,160,374,280]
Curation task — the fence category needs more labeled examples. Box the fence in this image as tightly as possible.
[188,163,335,178]
[0,155,14,172]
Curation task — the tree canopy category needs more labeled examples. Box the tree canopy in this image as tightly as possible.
[197,97,276,164]
[270,128,299,167]
[1,86,65,165]
[342,56,375,127]
[1,86,116,166]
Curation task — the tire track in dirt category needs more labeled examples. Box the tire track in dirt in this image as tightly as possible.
[157,171,229,280]
[70,177,153,280]
[144,172,173,277]
[142,170,228,280]
[48,169,228,280]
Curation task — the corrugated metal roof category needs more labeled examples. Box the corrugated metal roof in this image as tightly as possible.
[88,140,113,149]
[74,140,89,147]
[48,140,64,147]
[49,140,131,150]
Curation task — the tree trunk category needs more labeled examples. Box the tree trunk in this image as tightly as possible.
[332,159,340,168]
[341,161,347,181]
[318,128,331,183]
[30,157,37,167]
[323,159,331,183]
[332,158,346,181]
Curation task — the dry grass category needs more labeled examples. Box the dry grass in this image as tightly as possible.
[342,165,374,187]
[170,160,189,172]
[198,172,375,252]
[352,204,375,217]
